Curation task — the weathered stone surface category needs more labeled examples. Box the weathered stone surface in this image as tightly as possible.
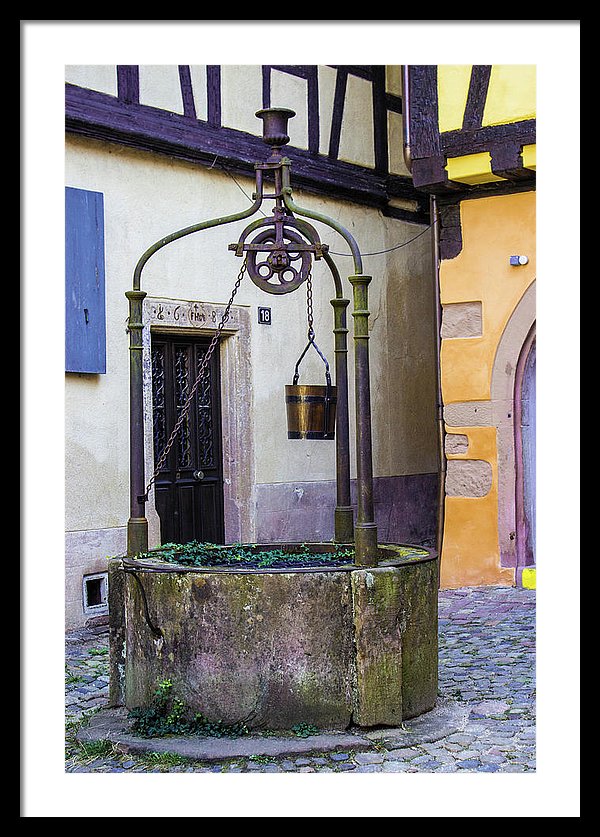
[473,700,510,717]
[443,401,493,427]
[445,433,469,455]
[107,558,126,707]
[124,569,356,730]
[396,560,439,719]
[441,301,482,339]
[76,708,369,760]
[116,550,439,731]
[445,459,493,498]
[351,567,403,727]
[68,584,538,778]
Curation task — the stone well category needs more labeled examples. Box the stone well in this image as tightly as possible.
[108,544,438,731]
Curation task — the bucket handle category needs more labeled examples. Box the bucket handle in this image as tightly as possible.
[292,333,332,387]
[291,334,335,436]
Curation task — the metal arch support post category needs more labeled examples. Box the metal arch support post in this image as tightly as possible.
[281,166,378,565]
[125,288,149,557]
[127,148,376,562]
[349,275,378,564]
[331,296,353,543]
[284,218,353,542]
[126,192,264,557]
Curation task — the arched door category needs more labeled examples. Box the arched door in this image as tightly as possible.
[516,332,536,570]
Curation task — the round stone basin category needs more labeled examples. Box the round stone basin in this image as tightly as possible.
[108,543,438,732]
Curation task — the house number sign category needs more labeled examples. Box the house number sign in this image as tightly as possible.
[258,307,272,325]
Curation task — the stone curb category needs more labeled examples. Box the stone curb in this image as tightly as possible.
[362,700,470,748]
[76,700,467,762]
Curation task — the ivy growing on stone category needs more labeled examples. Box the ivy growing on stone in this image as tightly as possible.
[128,679,251,739]
[135,541,357,570]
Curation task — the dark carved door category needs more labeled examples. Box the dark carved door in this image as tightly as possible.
[151,333,224,545]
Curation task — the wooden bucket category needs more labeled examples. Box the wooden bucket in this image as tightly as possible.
[285,384,337,439]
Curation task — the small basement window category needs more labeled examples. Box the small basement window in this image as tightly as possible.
[83,573,108,614]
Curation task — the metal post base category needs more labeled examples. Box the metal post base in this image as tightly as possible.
[334,506,354,544]
[354,522,379,566]
[127,517,149,557]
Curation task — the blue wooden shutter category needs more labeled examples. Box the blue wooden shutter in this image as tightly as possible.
[65,187,107,373]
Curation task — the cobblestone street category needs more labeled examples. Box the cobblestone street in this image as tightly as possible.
[65,585,536,775]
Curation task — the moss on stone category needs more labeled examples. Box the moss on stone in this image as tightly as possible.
[351,568,403,727]
[398,561,439,719]
[116,550,439,729]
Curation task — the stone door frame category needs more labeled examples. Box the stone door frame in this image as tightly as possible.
[142,296,255,548]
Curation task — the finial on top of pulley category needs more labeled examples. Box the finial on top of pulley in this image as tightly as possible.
[255,108,296,161]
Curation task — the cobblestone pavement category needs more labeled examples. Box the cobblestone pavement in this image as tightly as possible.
[65,585,536,774]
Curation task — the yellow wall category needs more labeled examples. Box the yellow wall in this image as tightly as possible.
[439,191,536,588]
[438,65,536,186]
[437,65,472,133]
[482,65,536,126]
[438,64,536,133]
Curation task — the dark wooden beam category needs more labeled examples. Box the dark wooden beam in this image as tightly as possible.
[435,178,536,203]
[328,67,348,160]
[385,92,403,114]
[462,65,492,131]
[178,65,196,120]
[269,65,314,79]
[372,65,388,174]
[437,204,463,260]
[410,155,453,192]
[116,66,139,105]
[65,84,427,219]
[490,141,535,181]
[262,65,271,108]
[441,119,536,157]
[307,65,320,154]
[408,66,441,159]
[328,65,374,81]
[206,66,221,127]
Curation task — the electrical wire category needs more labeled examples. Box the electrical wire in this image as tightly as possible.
[213,154,437,257]
[214,156,269,219]
[328,219,437,258]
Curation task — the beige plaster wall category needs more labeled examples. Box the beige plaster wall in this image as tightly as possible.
[65,134,438,519]
[64,128,438,624]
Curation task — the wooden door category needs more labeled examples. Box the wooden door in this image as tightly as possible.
[151,333,224,545]
[520,338,536,565]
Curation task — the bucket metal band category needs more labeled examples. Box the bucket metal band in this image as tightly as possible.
[288,430,335,440]
[285,394,338,404]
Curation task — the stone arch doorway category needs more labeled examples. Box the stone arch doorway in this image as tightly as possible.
[514,327,536,581]
[489,280,536,582]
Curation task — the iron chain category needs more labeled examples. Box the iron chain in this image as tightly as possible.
[306,267,314,341]
[142,259,247,500]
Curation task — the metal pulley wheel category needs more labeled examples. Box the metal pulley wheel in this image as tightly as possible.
[246,227,311,294]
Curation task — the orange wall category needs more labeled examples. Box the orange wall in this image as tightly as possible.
[439,191,536,588]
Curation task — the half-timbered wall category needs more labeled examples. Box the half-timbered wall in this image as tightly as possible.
[407,64,536,195]
[404,65,537,589]
[65,64,425,221]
